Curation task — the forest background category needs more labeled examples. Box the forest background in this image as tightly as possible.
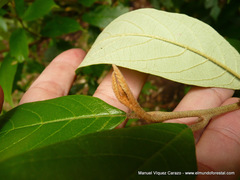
[0,0,239,119]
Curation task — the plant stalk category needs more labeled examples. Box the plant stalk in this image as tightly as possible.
[112,64,240,131]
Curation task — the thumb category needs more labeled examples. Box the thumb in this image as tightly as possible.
[93,66,148,127]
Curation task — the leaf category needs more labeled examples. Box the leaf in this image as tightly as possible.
[78,8,240,90]
[9,28,28,62]
[0,0,8,9]
[0,54,18,106]
[205,0,221,20]
[206,0,221,21]
[41,16,82,37]
[0,17,7,32]
[0,123,197,179]
[14,0,26,18]
[205,0,215,9]
[227,38,240,53]
[82,5,129,28]
[22,0,56,21]
[0,95,126,162]
[0,8,7,16]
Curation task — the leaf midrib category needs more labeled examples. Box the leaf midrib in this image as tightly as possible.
[95,33,240,80]
[0,113,126,136]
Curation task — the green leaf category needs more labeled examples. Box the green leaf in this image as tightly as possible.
[204,0,216,9]
[0,17,7,32]
[14,0,26,18]
[78,8,240,90]
[41,16,82,37]
[0,0,9,9]
[0,9,7,16]
[9,28,28,62]
[82,5,129,28]
[209,0,221,20]
[0,95,126,161]
[0,123,196,179]
[22,0,56,21]
[0,54,18,106]
[227,38,240,54]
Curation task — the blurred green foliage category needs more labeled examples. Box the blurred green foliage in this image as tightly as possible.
[0,0,239,111]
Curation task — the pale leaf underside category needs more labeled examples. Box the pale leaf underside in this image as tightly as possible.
[78,8,240,89]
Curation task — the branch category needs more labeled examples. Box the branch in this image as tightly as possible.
[112,64,240,131]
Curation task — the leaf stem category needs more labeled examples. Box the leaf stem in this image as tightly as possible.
[146,102,240,121]
[112,64,240,131]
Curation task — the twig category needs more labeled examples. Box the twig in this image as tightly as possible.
[112,64,240,131]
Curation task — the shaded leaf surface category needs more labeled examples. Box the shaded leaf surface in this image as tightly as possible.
[0,17,7,32]
[78,8,240,89]
[0,95,126,161]
[0,123,196,180]
[22,0,56,21]
[0,54,18,106]
[14,0,26,18]
[9,28,28,62]
[41,16,82,37]
[227,38,240,53]
[82,5,129,28]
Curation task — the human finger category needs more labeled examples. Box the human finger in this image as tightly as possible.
[196,98,240,178]
[20,49,86,104]
[166,87,234,142]
[93,67,148,128]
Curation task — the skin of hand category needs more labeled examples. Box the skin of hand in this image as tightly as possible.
[3,48,239,179]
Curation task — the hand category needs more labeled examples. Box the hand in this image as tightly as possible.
[169,88,240,179]
[16,49,240,178]
[19,49,147,125]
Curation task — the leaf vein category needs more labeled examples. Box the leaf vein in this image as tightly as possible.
[0,114,125,135]
[128,128,190,175]
[94,33,240,80]
[0,124,43,154]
